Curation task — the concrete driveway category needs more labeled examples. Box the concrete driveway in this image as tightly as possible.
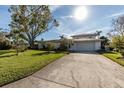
[3,52,124,88]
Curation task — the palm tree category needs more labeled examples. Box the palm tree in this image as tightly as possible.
[96,30,102,38]
[59,35,64,39]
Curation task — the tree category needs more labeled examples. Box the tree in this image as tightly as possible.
[111,15,124,36]
[0,28,6,42]
[100,36,109,50]
[96,30,102,38]
[109,15,124,57]
[59,35,73,51]
[0,29,12,50]
[110,36,124,51]
[0,32,5,42]
[45,42,56,52]
[59,35,64,39]
[11,29,21,55]
[9,5,59,49]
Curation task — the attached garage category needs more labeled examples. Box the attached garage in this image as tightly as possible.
[69,39,101,52]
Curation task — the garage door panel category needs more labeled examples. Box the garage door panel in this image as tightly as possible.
[76,42,95,52]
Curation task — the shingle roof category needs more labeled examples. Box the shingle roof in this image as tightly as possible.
[71,33,97,37]
[73,38,102,42]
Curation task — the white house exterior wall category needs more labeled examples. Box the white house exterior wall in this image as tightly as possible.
[37,33,101,52]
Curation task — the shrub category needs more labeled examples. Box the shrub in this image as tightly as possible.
[12,39,28,54]
[59,38,73,51]
[45,42,55,51]
[18,44,27,52]
[120,50,124,58]
[0,40,11,50]
[110,36,124,52]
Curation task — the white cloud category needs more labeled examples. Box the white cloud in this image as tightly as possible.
[55,15,112,36]
[50,5,61,12]
[49,6,112,37]
[69,26,91,35]
[88,26,111,32]
[85,26,111,36]
[105,11,124,18]
[53,17,111,37]
[59,15,74,19]
[54,20,73,37]
[69,26,111,36]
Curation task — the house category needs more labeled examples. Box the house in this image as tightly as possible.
[0,32,11,42]
[37,39,60,50]
[69,33,101,52]
[38,33,102,52]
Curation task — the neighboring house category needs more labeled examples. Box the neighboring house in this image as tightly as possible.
[38,39,60,49]
[38,33,102,52]
[0,32,10,42]
[69,33,102,52]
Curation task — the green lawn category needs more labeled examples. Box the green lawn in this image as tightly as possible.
[101,52,124,66]
[0,50,66,86]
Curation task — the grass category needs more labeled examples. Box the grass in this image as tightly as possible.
[101,51,124,66]
[0,50,66,86]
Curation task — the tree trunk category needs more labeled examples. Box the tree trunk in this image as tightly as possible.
[16,37,19,56]
[30,40,35,49]
[16,47,19,56]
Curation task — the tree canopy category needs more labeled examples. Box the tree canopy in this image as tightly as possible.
[9,5,59,48]
[109,15,124,55]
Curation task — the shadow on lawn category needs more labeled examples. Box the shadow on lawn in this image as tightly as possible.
[0,50,15,56]
[32,51,50,56]
[97,50,117,54]
[32,51,68,56]
[0,54,16,58]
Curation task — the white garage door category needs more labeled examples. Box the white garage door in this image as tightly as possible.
[74,41,95,52]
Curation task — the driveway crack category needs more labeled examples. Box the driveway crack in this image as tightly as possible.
[70,70,80,88]
[32,76,75,88]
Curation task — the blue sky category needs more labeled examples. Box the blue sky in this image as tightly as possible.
[1,5,124,40]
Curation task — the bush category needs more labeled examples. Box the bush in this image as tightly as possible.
[120,50,124,58]
[18,44,27,52]
[0,40,11,50]
[45,42,55,51]
[110,36,124,52]
[12,40,28,53]
[59,38,73,51]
